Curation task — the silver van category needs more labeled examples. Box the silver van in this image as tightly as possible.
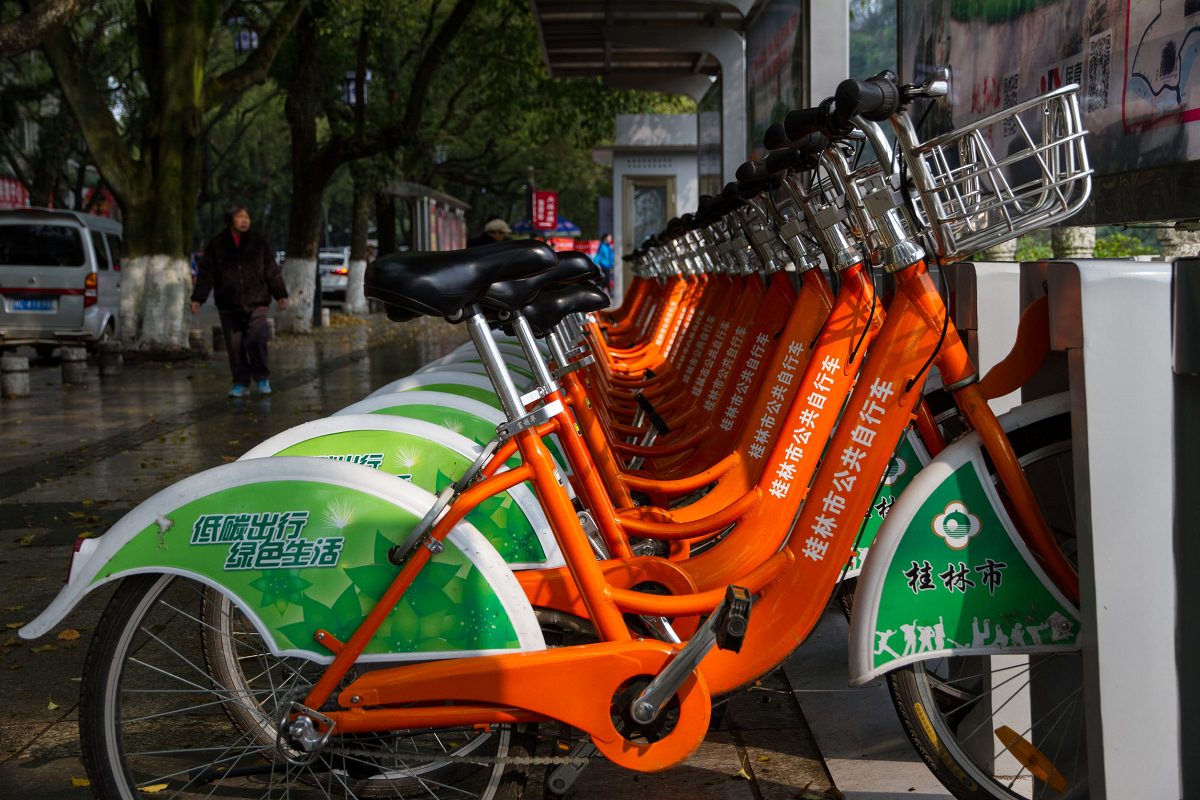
[0,208,122,354]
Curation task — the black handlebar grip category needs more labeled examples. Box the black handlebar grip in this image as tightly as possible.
[735,160,768,182]
[834,70,902,122]
[764,148,812,175]
[783,106,828,140]
[790,131,829,153]
[763,122,790,151]
[784,98,853,140]
[735,174,771,199]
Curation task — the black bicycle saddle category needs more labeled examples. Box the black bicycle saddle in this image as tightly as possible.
[481,250,600,312]
[366,240,557,320]
[521,283,610,336]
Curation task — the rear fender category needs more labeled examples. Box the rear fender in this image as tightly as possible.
[19,458,545,663]
[242,415,563,569]
[337,390,573,478]
[848,393,1080,686]
[367,371,523,406]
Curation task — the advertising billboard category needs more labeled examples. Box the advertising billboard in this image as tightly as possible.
[902,0,1200,223]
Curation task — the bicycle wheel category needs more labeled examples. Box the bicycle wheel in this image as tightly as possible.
[80,573,534,800]
[886,412,1086,799]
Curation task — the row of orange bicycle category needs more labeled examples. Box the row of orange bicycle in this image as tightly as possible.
[22,68,1092,799]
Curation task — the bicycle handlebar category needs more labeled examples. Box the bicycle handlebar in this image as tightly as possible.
[764,148,818,175]
[784,71,905,141]
[834,70,902,122]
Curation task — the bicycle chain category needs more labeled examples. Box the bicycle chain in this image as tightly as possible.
[318,745,593,768]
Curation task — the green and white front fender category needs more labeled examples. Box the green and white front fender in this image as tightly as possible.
[19,458,546,663]
[848,393,1080,686]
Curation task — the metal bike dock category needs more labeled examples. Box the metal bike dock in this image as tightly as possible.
[949,257,1188,799]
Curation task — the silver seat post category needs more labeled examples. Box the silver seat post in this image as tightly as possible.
[463,306,528,422]
[510,313,559,397]
[546,327,572,369]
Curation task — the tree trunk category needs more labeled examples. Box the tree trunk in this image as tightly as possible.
[1158,227,1200,259]
[279,182,325,334]
[278,6,333,335]
[376,192,397,254]
[345,175,371,314]
[117,47,202,351]
[1050,226,1095,259]
[978,237,1019,261]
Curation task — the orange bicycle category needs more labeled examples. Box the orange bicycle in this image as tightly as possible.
[19,70,1091,800]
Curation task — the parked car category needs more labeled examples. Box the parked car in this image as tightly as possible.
[0,208,122,355]
[318,247,350,306]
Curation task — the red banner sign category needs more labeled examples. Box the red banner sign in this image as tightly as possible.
[0,177,29,209]
[546,238,599,257]
[532,190,558,230]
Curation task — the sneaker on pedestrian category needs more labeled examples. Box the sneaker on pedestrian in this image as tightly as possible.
[256,379,272,395]
[229,384,248,398]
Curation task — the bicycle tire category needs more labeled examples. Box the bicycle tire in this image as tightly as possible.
[885,412,1086,799]
[80,573,534,800]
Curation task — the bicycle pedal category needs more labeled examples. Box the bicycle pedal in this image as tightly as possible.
[545,742,597,796]
[714,585,753,653]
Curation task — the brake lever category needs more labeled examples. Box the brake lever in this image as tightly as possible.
[901,66,950,101]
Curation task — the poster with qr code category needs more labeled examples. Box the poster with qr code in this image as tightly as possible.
[901,0,1200,185]
[1123,0,1200,131]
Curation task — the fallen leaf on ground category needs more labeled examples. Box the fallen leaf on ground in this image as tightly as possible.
[5,622,24,629]
[221,456,237,462]
[733,767,752,780]
[31,644,57,653]
[57,629,81,641]
[70,777,90,788]
[81,499,94,506]
[4,605,23,612]
[2,637,20,647]
[17,534,35,547]
[48,697,59,710]
[138,783,169,793]
[757,755,770,762]
[68,511,87,520]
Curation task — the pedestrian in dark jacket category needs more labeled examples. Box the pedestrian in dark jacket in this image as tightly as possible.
[191,206,289,397]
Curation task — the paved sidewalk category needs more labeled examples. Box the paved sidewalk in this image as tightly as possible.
[0,313,949,800]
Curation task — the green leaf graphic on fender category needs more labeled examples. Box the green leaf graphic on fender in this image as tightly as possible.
[271,431,547,564]
[96,480,521,656]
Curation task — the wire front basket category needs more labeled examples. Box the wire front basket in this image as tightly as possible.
[902,84,1092,261]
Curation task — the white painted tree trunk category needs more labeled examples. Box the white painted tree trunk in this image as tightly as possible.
[344,258,369,315]
[978,238,1019,260]
[278,256,315,334]
[1158,228,1200,259]
[1051,226,1095,259]
[120,255,191,350]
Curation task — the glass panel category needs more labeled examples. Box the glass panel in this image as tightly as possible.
[0,224,85,267]
[632,184,668,249]
[91,230,111,270]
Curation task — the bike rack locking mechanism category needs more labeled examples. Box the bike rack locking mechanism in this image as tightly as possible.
[630,585,753,726]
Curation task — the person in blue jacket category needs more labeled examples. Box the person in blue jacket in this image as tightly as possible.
[595,233,615,292]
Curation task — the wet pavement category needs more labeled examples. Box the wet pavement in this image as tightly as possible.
[0,310,948,799]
